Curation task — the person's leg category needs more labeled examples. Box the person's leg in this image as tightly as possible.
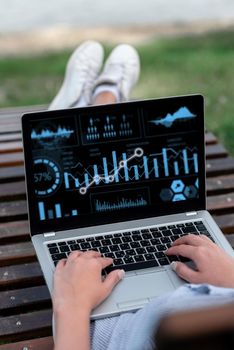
[49,41,104,110]
[90,44,140,106]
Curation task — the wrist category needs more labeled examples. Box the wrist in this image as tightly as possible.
[53,301,92,318]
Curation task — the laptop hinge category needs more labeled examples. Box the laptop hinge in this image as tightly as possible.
[43,232,56,237]
[186,211,198,216]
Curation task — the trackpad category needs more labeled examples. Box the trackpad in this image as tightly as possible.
[115,271,174,305]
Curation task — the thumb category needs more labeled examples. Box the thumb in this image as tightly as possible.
[103,269,125,296]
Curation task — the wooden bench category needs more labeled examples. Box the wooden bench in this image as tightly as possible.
[0,105,234,349]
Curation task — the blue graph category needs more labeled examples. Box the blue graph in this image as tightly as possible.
[95,197,147,212]
[149,107,196,128]
[31,126,74,140]
[63,146,198,192]
[82,113,138,145]
[38,201,78,221]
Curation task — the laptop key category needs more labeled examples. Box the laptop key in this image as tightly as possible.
[104,252,115,259]
[130,241,141,248]
[80,242,91,249]
[110,245,120,252]
[116,251,125,258]
[48,243,57,248]
[145,253,155,261]
[155,252,166,259]
[172,228,182,235]
[70,244,80,251]
[133,235,142,241]
[136,247,146,254]
[99,246,110,254]
[111,237,122,245]
[161,237,171,244]
[124,256,134,264]
[59,245,70,253]
[125,249,136,256]
[161,230,172,237]
[101,239,112,246]
[157,244,167,251]
[91,241,101,248]
[122,237,132,243]
[146,246,156,253]
[120,243,130,250]
[49,247,59,254]
[150,227,159,232]
[51,253,67,261]
[142,233,152,239]
[58,241,66,246]
[158,258,170,266]
[158,226,167,230]
[134,255,145,262]
[67,240,76,245]
[152,231,162,238]
[140,240,150,247]
[113,258,124,266]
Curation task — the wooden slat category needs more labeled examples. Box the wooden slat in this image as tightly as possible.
[206,175,234,195]
[0,242,36,266]
[213,213,234,234]
[205,132,217,145]
[0,200,27,222]
[0,336,53,350]
[0,181,26,200]
[0,285,50,314]
[207,192,234,214]
[0,262,44,289]
[0,152,24,167]
[0,165,25,182]
[0,141,23,154]
[0,124,21,133]
[0,133,22,143]
[206,157,234,177]
[205,144,228,159]
[0,221,29,243]
[0,309,52,341]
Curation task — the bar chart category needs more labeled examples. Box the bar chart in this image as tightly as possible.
[38,201,78,221]
[63,146,198,192]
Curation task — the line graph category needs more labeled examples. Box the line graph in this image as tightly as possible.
[79,147,144,194]
[149,107,196,128]
[31,126,74,140]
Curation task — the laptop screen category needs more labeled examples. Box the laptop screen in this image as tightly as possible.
[22,95,205,235]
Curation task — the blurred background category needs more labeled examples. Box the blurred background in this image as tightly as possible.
[0,0,234,153]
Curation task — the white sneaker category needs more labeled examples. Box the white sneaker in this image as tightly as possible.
[49,41,104,110]
[92,44,140,102]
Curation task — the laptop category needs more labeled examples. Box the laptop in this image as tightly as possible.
[21,94,234,319]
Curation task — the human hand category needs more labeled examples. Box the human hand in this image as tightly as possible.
[166,234,234,288]
[52,250,125,314]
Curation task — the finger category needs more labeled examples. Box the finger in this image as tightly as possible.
[166,244,197,260]
[171,234,207,247]
[103,269,125,296]
[98,257,114,269]
[170,261,198,283]
[67,250,83,261]
[82,250,101,259]
[55,258,66,271]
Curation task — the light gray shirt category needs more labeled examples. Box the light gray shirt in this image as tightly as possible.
[91,284,234,350]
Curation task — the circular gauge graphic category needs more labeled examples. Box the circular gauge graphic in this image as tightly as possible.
[33,158,61,196]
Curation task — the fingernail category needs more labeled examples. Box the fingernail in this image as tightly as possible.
[170,261,177,271]
[164,250,168,254]
[118,269,125,280]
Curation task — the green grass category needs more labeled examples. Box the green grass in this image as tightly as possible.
[1,29,234,154]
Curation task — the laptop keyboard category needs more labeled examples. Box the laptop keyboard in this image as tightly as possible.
[47,221,214,273]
